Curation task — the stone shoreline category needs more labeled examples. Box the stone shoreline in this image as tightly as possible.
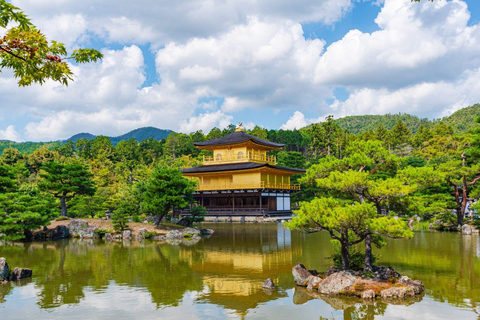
[31,219,213,241]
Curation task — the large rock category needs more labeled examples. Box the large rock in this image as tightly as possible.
[10,268,32,281]
[67,219,89,236]
[324,266,342,277]
[123,230,132,239]
[78,226,98,239]
[398,276,424,294]
[166,230,184,239]
[462,224,473,235]
[306,276,322,290]
[380,287,415,299]
[200,229,214,236]
[292,263,317,287]
[139,228,148,236]
[177,218,193,227]
[48,225,69,240]
[182,228,201,236]
[104,233,113,241]
[373,266,401,281]
[317,271,356,295]
[33,231,47,241]
[262,278,275,289]
[362,289,376,299]
[0,258,9,281]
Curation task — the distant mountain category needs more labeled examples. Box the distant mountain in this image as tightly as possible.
[66,126,173,145]
[68,133,96,142]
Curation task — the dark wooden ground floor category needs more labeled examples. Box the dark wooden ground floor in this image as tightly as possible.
[175,190,295,216]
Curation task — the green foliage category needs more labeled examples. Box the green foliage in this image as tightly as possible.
[188,205,207,224]
[143,166,196,224]
[55,216,70,221]
[39,161,96,217]
[143,231,158,239]
[327,242,378,271]
[111,185,140,232]
[0,0,102,86]
[435,212,457,225]
[95,229,110,239]
[0,166,55,241]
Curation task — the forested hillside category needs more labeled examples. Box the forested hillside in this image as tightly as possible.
[0,140,63,155]
[1,108,480,240]
[2,104,480,155]
[335,114,430,134]
[334,104,480,135]
[440,104,480,134]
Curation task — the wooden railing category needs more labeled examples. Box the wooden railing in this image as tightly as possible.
[196,181,301,191]
[203,154,276,165]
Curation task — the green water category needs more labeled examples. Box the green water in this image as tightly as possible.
[0,223,479,319]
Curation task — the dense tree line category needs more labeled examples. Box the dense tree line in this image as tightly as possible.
[1,115,480,246]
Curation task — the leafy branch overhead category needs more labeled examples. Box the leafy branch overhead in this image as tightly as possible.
[0,0,103,86]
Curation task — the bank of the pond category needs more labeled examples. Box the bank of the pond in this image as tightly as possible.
[32,218,214,241]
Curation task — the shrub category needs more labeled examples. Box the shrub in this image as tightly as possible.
[143,231,158,239]
[111,210,129,232]
[95,229,110,239]
[132,214,141,223]
[187,205,207,225]
[435,212,457,225]
[55,216,70,221]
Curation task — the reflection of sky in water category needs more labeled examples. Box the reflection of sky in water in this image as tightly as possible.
[1,225,479,319]
[1,284,478,320]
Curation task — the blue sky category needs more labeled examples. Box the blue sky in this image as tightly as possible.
[2,0,480,141]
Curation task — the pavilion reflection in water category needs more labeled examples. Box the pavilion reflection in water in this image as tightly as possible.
[179,224,302,315]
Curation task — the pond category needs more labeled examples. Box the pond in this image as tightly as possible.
[0,223,479,319]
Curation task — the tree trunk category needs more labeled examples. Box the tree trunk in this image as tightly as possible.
[154,213,166,226]
[60,196,67,217]
[129,168,133,184]
[340,229,350,270]
[457,206,465,226]
[364,234,373,273]
[341,242,350,270]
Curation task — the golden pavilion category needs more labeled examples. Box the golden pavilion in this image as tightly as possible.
[181,124,305,216]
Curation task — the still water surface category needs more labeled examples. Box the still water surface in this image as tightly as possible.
[0,223,479,319]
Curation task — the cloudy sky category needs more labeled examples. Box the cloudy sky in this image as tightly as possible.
[1,0,480,142]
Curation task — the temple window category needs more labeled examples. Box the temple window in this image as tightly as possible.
[216,154,222,161]
[238,151,244,159]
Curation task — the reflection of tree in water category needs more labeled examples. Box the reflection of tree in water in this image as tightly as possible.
[294,287,425,320]
[378,232,480,313]
[0,282,13,303]
[0,240,205,309]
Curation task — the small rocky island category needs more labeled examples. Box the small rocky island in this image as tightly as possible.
[292,263,424,299]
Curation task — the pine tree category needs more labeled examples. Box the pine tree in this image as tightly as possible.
[0,165,54,240]
[142,167,196,225]
[39,161,96,217]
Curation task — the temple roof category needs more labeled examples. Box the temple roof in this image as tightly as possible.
[182,162,306,174]
[194,130,284,149]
